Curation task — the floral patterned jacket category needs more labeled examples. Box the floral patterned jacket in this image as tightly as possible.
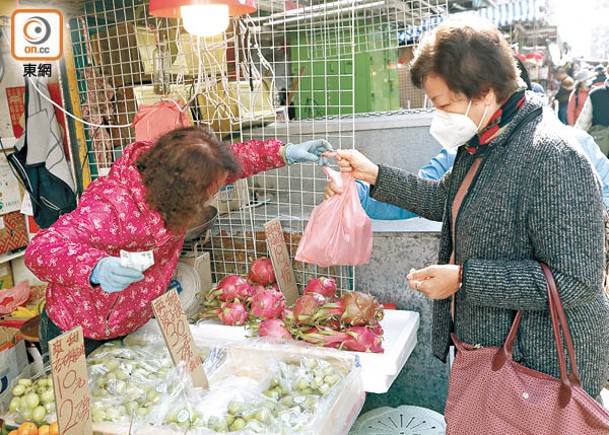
[25,138,285,339]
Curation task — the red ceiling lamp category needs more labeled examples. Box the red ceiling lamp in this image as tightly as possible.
[149,0,257,37]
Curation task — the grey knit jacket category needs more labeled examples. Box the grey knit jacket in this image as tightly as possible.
[371,96,609,397]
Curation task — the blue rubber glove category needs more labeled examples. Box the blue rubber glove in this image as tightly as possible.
[90,257,145,293]
[284,139,333,165]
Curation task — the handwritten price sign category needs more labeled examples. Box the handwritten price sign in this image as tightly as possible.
[152,289,208,388]
[48,327,92,435]
[264,218,298,305]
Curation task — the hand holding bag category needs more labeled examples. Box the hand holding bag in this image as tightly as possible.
[444,263,609,435]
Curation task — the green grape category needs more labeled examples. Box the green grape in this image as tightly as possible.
[40,390,54,403]
[92,409,107,422]
[25,392,40,408]
[9,397,20,412]
[20,408,33,420]
[32,405,46,422]
[229,417,246,431]
[12,385,26,397]
[17,378,32,387]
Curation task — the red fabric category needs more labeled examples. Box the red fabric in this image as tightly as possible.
[567,88,590,125]
[25,139,285,339]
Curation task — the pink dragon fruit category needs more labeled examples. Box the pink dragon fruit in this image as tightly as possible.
[250,288,286,320]
[248,257,276,286]
[250,283,267,296]
[292,293,326,325]
[310,300,345,325]
[340,291,384,326]
[303,277,337,299]
[217,301,249,326]
[300,326,351,348]
[341,326,384,353]
[368,319,384,336]
[259,318,293,339]
[212,275,253,301]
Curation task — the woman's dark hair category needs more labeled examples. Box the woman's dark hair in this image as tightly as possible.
[410,18,519,102]
[135,126,240,233]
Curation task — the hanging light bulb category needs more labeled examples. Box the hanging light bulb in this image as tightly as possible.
[181,4,229,37]
[150,0,257,37]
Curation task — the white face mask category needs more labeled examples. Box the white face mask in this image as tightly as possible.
[430,100,489,151]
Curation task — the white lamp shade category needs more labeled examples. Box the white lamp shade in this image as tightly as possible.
[181,4,229,37]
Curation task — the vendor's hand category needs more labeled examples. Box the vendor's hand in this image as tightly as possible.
[90,257,144,293]
[324,180,342,200]
[284,139,333,165]
[407,264,460,300]
[335,149,379,185]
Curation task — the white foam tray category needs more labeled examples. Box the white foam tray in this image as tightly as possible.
[190,309,420,394]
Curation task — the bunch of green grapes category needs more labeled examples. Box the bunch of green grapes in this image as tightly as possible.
[8,376,56,424]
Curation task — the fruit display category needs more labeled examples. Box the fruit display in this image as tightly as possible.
[86,340,177,423]
[6,374,56,426]
[195,270,385,353]
[145,356,352,433]
[195,257,286,327]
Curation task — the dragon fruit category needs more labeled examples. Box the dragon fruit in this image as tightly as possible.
[250,288,286,320]
[303,277,337,299]
[217,301,249,326]
[250,283,267,296]
[248,257,276,286]
[212,275,253,301]
[341,326,384,353]
[340,291,384,326]
[292,293,326,325]
[259,319,293,339]
[300,326,351,348]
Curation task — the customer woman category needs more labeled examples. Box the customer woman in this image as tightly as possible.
[26,126,331,356]
[331,18,609,401]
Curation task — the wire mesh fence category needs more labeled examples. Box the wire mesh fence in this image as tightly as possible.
[68,0,448,290]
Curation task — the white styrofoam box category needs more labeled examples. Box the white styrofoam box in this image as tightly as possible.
[190,309,420,394]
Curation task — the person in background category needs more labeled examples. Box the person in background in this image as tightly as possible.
[567,69,596,125]
[593,63,608,88]
[575,62,609,156]
[553,66,574,124]
[575,62,609,132]
[328,18,609,407]
[26,126,332,357]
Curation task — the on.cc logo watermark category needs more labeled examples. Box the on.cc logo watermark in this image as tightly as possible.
[11,9,63,61]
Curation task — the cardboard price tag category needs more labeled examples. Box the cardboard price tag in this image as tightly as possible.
[264,218,298,305]
[48,327,92,435]
[152,289,208,388]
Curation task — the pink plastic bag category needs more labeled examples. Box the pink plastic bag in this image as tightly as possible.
[295,167,372,267]
[132,100,191,142]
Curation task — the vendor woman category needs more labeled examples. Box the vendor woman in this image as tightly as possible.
[25,126,331,356]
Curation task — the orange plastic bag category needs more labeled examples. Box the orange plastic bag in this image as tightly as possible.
[295,167,372,267]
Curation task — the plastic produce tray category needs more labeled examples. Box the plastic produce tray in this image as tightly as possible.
[188,309,420,394]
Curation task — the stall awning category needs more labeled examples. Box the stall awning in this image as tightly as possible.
[401,0,544,45]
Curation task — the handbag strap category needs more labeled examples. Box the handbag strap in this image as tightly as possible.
[495,263,581,408]
[541,263,581,385]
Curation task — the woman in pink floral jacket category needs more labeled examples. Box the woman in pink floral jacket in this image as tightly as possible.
[26,126,330,356]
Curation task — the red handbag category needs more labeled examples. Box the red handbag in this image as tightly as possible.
[445,263,609,434]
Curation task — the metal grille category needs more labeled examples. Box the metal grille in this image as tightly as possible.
[68,0,447,290]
